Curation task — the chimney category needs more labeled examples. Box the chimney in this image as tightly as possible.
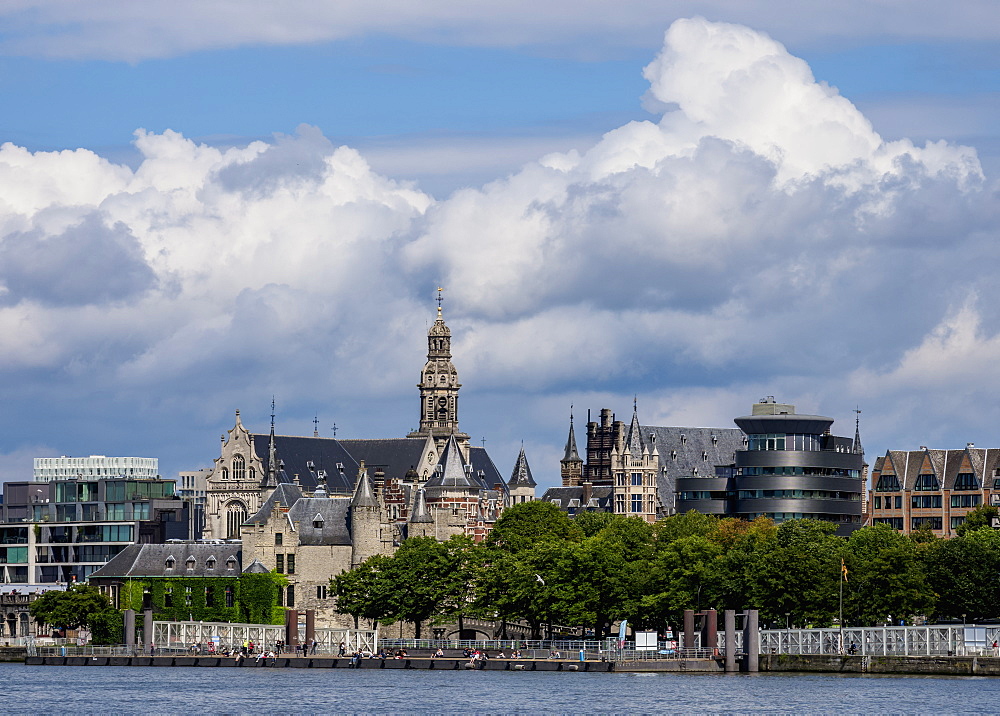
[582,481,592,506]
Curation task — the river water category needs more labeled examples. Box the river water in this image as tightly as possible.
[4,664,999,714]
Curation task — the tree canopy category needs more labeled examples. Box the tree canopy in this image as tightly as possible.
[30,584,114,632]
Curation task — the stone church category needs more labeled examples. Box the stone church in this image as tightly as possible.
[198,296,535,627]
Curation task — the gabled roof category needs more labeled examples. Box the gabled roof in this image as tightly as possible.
[249,434,359,492]
[508,446,536,488]
[246,483,303,525]
[287,496,352,546]
[425,435,476,489]
[89,544,241,579]
[338,438,427,480]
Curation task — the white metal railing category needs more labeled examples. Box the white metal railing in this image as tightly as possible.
[150,621,377,654]
[756,625,1000,657]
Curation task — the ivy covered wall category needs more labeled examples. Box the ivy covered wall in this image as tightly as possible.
[116,573,287,625]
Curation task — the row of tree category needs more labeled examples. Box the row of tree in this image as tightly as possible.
[332,502,1000,637]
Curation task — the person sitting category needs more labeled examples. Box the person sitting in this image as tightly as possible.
[433,647,444,659]
[497,651,506,658]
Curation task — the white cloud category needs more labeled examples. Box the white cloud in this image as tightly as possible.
[0,18,997,485]
[3,1,999,61]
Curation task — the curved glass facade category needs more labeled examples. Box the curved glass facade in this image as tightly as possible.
[676,399,865,536]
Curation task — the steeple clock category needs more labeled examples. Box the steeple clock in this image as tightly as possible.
[408,289,470,451]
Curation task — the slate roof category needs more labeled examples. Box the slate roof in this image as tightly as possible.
[246,483,304,525]
[285,496,353,546]
[425,436,475,489]
[409,488,433,523]
[562,418,581,462]
[508,446,536,488]
[249,434,359,493]
[338,438,426,479]
[643,426,746,513]
[89,544,241,579]
[540,486,613,515]
[875,447,1000,491]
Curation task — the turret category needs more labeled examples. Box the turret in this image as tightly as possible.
[350,462,381,567]
[560,408,584,486]
[508,444,537,504]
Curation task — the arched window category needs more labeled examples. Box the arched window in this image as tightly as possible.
[248,467,255,482]
[233,455,246,481]
[225,501,247,539]
[221,467,229,481]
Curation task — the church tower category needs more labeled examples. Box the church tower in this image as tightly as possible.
[560,409,584,486]
[408,288,470,452]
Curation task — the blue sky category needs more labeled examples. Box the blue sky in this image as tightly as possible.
[0,3,998,489]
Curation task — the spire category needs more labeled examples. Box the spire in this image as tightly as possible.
[562,406,581,463]
[508,444,537,488]
[351,462,378,508]
[409,488,433,523]
[626,398,645,457]
[263,397,278,488]
[853,407,864,456]
[436,286,444,319]
[425,434,474,489]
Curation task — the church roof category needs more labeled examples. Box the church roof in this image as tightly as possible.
[508,446,536,488]
[89,544,242,579]
[425,435,477,489]
[338,438,426,480]
[249,434,359,492]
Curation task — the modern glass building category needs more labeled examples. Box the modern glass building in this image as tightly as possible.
[676,398,865,535]
[33,456,158,482]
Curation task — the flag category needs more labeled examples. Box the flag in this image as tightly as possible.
[841,558,849,582]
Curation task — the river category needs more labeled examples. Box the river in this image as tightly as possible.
[4,664,999,713]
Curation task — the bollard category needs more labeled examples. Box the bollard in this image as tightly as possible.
[724,610,736,673]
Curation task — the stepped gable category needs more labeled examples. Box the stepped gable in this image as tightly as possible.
[89,544,242,579]
[285,497,352,546]
[338,438,426,480]
[250,434,359,492]
[246,483,303,524]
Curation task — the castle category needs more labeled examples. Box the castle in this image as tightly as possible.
[199,293,535,627]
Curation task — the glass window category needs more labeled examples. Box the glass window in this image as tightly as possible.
[630,494,643,513]
[954,473,979,490]
[233,455,246,481]
[874,496,882,509]
[895,496,902,509]
[276,554,284,574]
[874,474,901,491]
[286,585,294,608]
[106,503,125,520]
[631,473,643,486]
[914,474,939,491]
[275,533,283,546]
[287,554,295,575]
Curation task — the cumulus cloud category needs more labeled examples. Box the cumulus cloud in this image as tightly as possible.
[2,1,998,61]
[0,18,996,486]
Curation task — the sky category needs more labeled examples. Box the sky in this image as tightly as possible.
[0,2,998,491]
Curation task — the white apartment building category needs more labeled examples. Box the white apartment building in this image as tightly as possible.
[33,456,159,482]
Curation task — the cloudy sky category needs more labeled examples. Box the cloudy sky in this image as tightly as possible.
[0,2,998,489]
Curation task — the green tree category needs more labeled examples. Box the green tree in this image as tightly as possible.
[843,524,934,625]
[331,555,396,627]
[654,510,720,545]
[749,520,844,627]
[955,505,1000,536]
[923,527,1000,621]
[640,533,722,630]
[486,501,577,553]
[30,584,114,633]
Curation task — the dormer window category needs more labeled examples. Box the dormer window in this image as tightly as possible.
[165,555,175,570]
[185,555,196,571]
[226,556,237,571]
[313,513,325,529]
[206,556,217,570]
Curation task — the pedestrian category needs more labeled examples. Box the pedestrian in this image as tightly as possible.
[338,641,346,656]
[311,639,318,655]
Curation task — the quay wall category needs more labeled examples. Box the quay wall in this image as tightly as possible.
[22,655,615,671]
[760,654,1000,676]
